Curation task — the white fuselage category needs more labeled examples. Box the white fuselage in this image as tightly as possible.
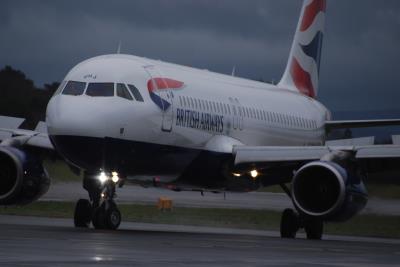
[46,54,329,175]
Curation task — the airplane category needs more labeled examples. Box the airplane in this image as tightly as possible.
[1,0,400,240]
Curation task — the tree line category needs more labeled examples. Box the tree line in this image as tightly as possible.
[0,66,59,128]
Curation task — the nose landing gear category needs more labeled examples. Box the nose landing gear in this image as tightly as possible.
[74,172,122,230]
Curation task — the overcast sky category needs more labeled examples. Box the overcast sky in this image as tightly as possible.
[1,0,399,113]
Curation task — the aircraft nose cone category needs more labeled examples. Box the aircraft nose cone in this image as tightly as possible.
[46,95,108,170]
[47,95,106,137]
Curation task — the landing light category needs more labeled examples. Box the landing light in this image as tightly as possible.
[98,171,108,183]
[250,170,259,179]
[111,172,119,183]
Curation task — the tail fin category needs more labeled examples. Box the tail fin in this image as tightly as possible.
[278,0,326,98]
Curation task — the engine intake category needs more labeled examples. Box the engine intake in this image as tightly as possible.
[292,161,367,221]
[0,146,50,205]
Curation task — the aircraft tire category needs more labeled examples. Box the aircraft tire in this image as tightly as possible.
[105,204,121,230]
[305,218,323,240]
[74,199,92,228]
[280,208,299,238]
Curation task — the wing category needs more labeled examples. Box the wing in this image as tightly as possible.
[325,119,400,131]
[234,145,400,166]
[232,144,400,186]
[0,115,54,150]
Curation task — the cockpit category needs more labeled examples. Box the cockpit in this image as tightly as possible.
[55,81,144,102]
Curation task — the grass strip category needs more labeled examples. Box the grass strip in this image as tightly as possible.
[0,201,399,238]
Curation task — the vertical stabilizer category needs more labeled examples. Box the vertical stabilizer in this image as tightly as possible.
[278,0,326,98]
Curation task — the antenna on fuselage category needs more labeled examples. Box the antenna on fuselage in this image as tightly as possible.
[117,41,122,54]
[231,66,236,77]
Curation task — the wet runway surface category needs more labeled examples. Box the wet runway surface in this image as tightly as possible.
[0,215,399,267]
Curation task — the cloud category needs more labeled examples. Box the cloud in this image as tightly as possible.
[1,0,400,112]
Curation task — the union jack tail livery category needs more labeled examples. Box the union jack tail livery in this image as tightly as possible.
[279,0,326,98]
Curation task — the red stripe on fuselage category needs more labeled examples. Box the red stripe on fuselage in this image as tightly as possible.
[147,78,184,92]
[300,0,326,32]
[290,57,315,98]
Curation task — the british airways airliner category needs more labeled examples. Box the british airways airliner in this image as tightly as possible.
[1,0,400,240]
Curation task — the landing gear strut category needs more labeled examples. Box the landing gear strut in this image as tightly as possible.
[280,208,324,240]
[74,172,122,230]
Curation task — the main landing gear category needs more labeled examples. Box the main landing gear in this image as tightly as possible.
[74,172,122,230]
[278,184,323,240]
[280,208,324,240]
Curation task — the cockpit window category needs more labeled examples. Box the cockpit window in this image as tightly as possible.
[86,83,114,97]
[62,81,86,96]
[127,84,144,102]
[116,83,133,100]
[54,80,67,96]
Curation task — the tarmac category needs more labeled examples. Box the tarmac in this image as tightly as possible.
[0,215,399,267]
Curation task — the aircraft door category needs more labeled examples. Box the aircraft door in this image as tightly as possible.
[235,98,244,130]
[229,98,244,131]
[143,65,174,132]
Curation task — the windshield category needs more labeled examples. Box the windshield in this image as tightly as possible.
[62,81,86,96]
[86,83,115,97]
[116,83,133,100]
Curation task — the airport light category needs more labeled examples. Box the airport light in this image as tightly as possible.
[250,169,259,179]
[232,173,242,177]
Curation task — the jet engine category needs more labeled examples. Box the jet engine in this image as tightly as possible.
[291,160,368,222]
[0,146,50,205]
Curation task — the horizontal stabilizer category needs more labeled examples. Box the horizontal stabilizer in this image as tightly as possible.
[325,137,375,146]
[325,119,400,131]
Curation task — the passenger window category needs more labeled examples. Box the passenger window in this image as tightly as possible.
[127,85,144,102]
[232,105,237,116]
[62,81,86,96]
[116,84,133,100]
[86,83,114,97]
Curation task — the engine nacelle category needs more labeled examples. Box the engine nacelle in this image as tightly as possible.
[291,161,368,222]
[0,146,50,205]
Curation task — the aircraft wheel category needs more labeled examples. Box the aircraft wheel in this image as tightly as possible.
[74,199,92,228]
[280,208,299,238]
[105,204,121,230]
[305,218,323,240]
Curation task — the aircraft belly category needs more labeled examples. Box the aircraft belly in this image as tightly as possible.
[49,135,201,176]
